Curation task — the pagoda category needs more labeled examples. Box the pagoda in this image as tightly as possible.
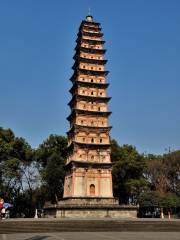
[44,15,137,218]
[63,15,114,202]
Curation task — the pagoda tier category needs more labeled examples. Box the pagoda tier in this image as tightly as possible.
[78,31,103,38]
[76,38,105,45]
[67,141,111,151]
[74,46,106,54]
[68,95,111,108]
[70,73,110,83]
[72,62,108,71]
[82,19,100,26]
[64,160,112,170]
[67,124,112,134]
[72,57,107,65]
[80,25,102,32]
[69,82,109,94]
[67,109,112,121]
[70,69,109,81]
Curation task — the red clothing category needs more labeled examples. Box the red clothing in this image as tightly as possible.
[0,203,3,209]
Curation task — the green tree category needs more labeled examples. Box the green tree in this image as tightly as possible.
[138,191,180,218]
[111,140,147,204]
[35,134,67,203]
[0,127,36,217]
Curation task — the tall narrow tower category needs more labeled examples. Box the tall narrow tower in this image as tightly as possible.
[44,15,137,218]
[63,15,114,202]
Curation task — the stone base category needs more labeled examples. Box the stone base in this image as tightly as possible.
[44,197,137,218]
[57,197,119,206]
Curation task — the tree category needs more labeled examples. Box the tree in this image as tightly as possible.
[144,151,180,218]
[111,140,147,204]
[138,191,180,218]
[163,151,180,196]
[145,155,169,193]
[0,127,37,217]
[35,134,67,203]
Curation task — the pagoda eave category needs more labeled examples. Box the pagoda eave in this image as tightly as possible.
[69,70,109,81]
[69,82,109,94]
[64,160,113,170]
[72,56,107,65]
[67,141,111,151]
[82,20,100,26]
[76,46,106,54]
[67,124,112,135]
[67,109,112,121]
[78,68,109,76]
[80,31,103,38]
[80,25,102,32]
[76,38,105,45]
[68,95,111,107]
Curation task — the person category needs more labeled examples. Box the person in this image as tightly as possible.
[0,198,4,219]
[1,208,6,219]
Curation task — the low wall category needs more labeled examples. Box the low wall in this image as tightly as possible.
[44,205,137,218]
[56,209,137,218]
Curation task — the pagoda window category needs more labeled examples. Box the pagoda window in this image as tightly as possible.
[81,120,84,124]
[91,67,93,70]
[91,155,94,160]
[90,184,95,196]
[91,138,94,143]
[91,79,93,82]
[83,65,85,68]
[100,139,103,143]
[99,67,101,70]
[91,121,93,126]
[83,138,85,142]
[102,121,104,125]
[82,90,85,94]
[91,91,94,95]
[98,107,101,111]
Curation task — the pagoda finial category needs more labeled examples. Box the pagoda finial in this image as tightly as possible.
[86,13,93,22]
[88,7,91,15]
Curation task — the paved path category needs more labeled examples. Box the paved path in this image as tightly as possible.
[1,218,180,233]
[0,232,180,240]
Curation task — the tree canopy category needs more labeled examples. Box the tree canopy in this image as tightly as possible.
[111,140,148,204]
[35,134,67,203]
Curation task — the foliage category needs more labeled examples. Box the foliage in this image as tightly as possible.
[111,140,148,204]
[139,191,180,208]
[0,127,37,217]
[35,134,67,203]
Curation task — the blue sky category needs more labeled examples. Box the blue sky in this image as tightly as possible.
[0,0,179,154]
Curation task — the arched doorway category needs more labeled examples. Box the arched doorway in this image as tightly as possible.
[90,184,95,196]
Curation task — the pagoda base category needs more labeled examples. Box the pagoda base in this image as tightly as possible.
[44,197,138,218]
